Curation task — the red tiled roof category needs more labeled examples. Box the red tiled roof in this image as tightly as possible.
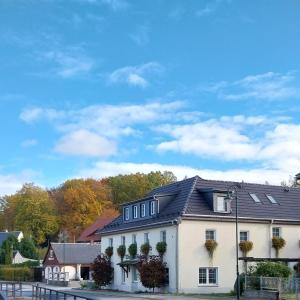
[77,217,116,243]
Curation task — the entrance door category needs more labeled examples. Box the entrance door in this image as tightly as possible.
[80,267,90,280]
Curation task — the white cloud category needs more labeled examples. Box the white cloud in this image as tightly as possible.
[77,161,293,186]
[108,62,163,87]
[21,139,38,148]
[54,129,117,157]
[20,107,64,123]
[100,0,128,11]
[210,72,300,101]
[0,170,40,197]
[41,49,94,78]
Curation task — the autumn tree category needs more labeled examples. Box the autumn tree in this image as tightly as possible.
[108,171,177,206]
[2,183,59,245]
[91,255,114,288]
[51,179,117,241]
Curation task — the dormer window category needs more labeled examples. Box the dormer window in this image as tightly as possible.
[141,203,146,218]
[213,194,231,213]
[150,201,156,215]
[133,205,138,219]
[124,207,129,221]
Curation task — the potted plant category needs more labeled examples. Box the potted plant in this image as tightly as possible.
[128,243,137,258]
[239,241,253,257]
[205,240,218,258]
[272,237,286,258]
[105,246,113,259]
[140,243,151,257]
[117,245,126,261]
[156,242,167,258]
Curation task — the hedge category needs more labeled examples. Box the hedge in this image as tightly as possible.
[0,265,34,281]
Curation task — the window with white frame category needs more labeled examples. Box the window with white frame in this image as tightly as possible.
[144,232,149,244]
[160,230,166,243]
[272,227,281,238]
[121,236,126,245]
[124,207,129,220]
[199,268,218,285]
[133,205,138,219]
[132,267,138,282]
[109,238,113,247]
[215,195,227,212]
[132,234,136,244]
[141,203,146,217]
[150,201,156,215]
[240,231,249,241]
[205,230,216,241]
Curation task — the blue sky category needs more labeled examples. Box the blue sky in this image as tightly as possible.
[1,0,300,195]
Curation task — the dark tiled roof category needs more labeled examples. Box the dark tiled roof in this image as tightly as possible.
[51,243,101,264]
[0,231,22,246]
[100,176,300,234]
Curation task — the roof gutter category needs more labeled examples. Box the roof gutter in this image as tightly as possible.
[182,214,300,224]
[99,219,177,236]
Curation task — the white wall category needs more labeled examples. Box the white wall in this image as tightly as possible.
[101,225,177,292]
[178,219,300,293]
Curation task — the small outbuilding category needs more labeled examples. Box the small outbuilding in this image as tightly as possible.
[43,243,100,281]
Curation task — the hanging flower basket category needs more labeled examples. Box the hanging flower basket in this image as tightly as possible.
[117,245,126,261]
[272,237,286,257]
[140,243,151,257]
[128,243,137,258]
[105,246,113,258]
[239,241,253,257]
[156,242,167,257]
[205,240,218,258]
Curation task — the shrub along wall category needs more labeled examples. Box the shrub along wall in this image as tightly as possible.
[0,265,34,281]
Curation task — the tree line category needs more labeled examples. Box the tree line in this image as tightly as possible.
[0,171,177,248]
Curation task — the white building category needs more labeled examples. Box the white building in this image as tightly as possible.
[99,176,300,293]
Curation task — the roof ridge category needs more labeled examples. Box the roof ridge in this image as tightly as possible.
[182,176,199,215]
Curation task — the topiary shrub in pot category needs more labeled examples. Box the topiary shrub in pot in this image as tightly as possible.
[105,246,113,259]
[140,243,151,257]
[128,243,137,258]
[205,240,218,258]
[239,241,253,257]
[156,242,167,258]
[272,237,286,258]
[117,245,126,261]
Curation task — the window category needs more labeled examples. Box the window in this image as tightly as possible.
[121,236,126,245]
[272,227,281,238]
[132,234,136,244]
[109,238,113,247]
[124,207,130,220]
[160,230,166,243]
[266,194,277,204]
[133,205,138,219]
[199,268,218,285]
[132,267,138,282]
[240,231,249,242]
[122,269,126,283]
[250,193,261,203]
[216,196,226,212]
[205,230,216,241]
[150,201,156,215]
[144,232,149,244]
[141,203,146,217]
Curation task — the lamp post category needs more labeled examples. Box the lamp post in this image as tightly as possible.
[225,183,242,300]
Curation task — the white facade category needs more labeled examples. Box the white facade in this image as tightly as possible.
[101,219,300,293]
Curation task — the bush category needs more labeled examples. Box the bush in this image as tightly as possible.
[128,243,137,258]
[0,266,33,281]
[105,246,113,258]
[205,240,218,258]
[156,242,167,257]
[140,243,151,257]
[91,255,113,288]
[272,237,286,257]
[250,262,292,278]
[138,256,167,292]
[117,245,126,260]
[239,241,253,256]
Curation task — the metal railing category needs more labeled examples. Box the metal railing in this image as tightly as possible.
[32,285,96,300]
[0,282,24,299]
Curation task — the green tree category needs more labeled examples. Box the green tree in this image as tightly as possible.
[250,262,292,278]
[4,183,59,245]
[108,171,177,206]
[19,237,39,260]
[0,240,13,264]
